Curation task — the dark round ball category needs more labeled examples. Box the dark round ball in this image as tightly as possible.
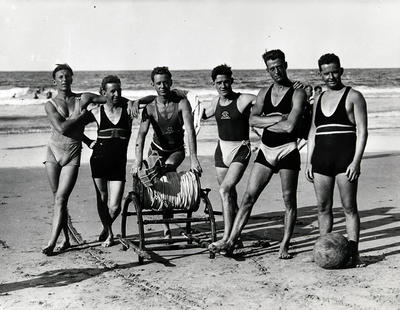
[313,233,349,269]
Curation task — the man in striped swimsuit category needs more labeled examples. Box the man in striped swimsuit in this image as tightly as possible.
[133,66,202,238]
[306,53,368,267]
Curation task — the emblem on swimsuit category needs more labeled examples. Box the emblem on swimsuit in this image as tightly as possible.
[165,126,174,134]
[221,111,231,120]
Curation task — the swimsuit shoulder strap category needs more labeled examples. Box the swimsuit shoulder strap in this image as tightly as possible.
[49,99,68,118]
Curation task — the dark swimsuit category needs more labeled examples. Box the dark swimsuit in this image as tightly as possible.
[311,87,356,176]
[255,85,300,172]
[145,98,185,163]
[90,105,131,181]
[214,94,251,168]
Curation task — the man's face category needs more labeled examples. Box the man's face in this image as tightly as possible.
[152,74,172,96]
[213,74,233,97]
[104,83,121,104]
[320,63,343,89]
[53,69,73,92]
[266,58,287,83]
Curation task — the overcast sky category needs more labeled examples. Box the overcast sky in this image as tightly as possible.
[0,0,399,71]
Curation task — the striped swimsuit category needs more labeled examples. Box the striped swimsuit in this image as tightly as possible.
[311,87,356,176]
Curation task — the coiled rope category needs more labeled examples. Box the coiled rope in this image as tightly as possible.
[134,170,201,211]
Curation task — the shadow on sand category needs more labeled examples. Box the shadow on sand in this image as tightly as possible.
[0,263,137,295]
[119,203,399,266]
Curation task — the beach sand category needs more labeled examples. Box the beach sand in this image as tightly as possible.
[1,130,400,309]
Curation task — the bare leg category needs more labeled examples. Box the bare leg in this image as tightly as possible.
[336,174,365,267]
[43,163,79,255]
[278,169,299,259]
[313,173,335,236]
[213,163,273,254]
[302,173,335,262]
[102,181,125,247]
[210,163,247,249]
[162,150,185,236]
[93,178,109,242]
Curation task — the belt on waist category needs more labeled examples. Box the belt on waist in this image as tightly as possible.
[98,128,130,139]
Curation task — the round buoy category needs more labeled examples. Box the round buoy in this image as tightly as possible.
[313,233,349,269]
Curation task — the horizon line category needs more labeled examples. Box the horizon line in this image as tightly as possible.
[1,67,400,72]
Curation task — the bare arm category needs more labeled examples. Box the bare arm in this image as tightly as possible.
[305,95,319,182]
[267,88,307,133]
[133,108,151,171]
[237,93,256,113]
[346,90,368,181]
[45,101,88,135]
[249,88,283,128]
[180,98,202,173]
[80,92,107,110]
[202,96,218,120]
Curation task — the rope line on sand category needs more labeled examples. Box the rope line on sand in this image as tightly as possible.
[79,248,203,310]
[67,214,84,245]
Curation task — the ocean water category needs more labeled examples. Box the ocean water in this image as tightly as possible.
[0,69,400,133]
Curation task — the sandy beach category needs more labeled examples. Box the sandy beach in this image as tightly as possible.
[1,126,400,309]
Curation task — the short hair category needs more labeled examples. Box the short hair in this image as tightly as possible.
[314,85,322,92]
[100,75,121,91]
[318,53,341,71]
[262,49,286,64]
[52,63,73,79]
[151,66,172,82]
[211,64,233,81]
[305,85,313,91]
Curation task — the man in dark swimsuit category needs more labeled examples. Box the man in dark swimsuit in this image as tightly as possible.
[133,66,202,237]
[87,75,133,247]
[213,50,307,259]
[201,64,255,251]
[306,53,368,267]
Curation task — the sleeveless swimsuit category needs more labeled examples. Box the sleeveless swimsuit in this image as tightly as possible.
[311,87,356,176]
[255,85,300,172]
[90,105,131,181]
[145,99,185,163]
[214,94,251,168]
[45,98,82,167]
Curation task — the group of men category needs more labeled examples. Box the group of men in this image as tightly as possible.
[43,49,368,268]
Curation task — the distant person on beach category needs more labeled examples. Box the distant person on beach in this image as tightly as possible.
[305,53,368,267]
[304,84,313,104]
[42,64,107,256]
[212,49,307,259]
[314,85,322,97]
[200,64,255,251]
[132,66,202,238]
[84,75,134,247]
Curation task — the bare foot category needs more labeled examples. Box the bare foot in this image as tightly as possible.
[102,236,114,247]
[208,239,227,253]
[234,238,244,250]
[56,240,71,252]
[278,244,293,259]
[42,245,55,256]
[348,254,366,268]
[98,229,108,242]
[219,242,234,256]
